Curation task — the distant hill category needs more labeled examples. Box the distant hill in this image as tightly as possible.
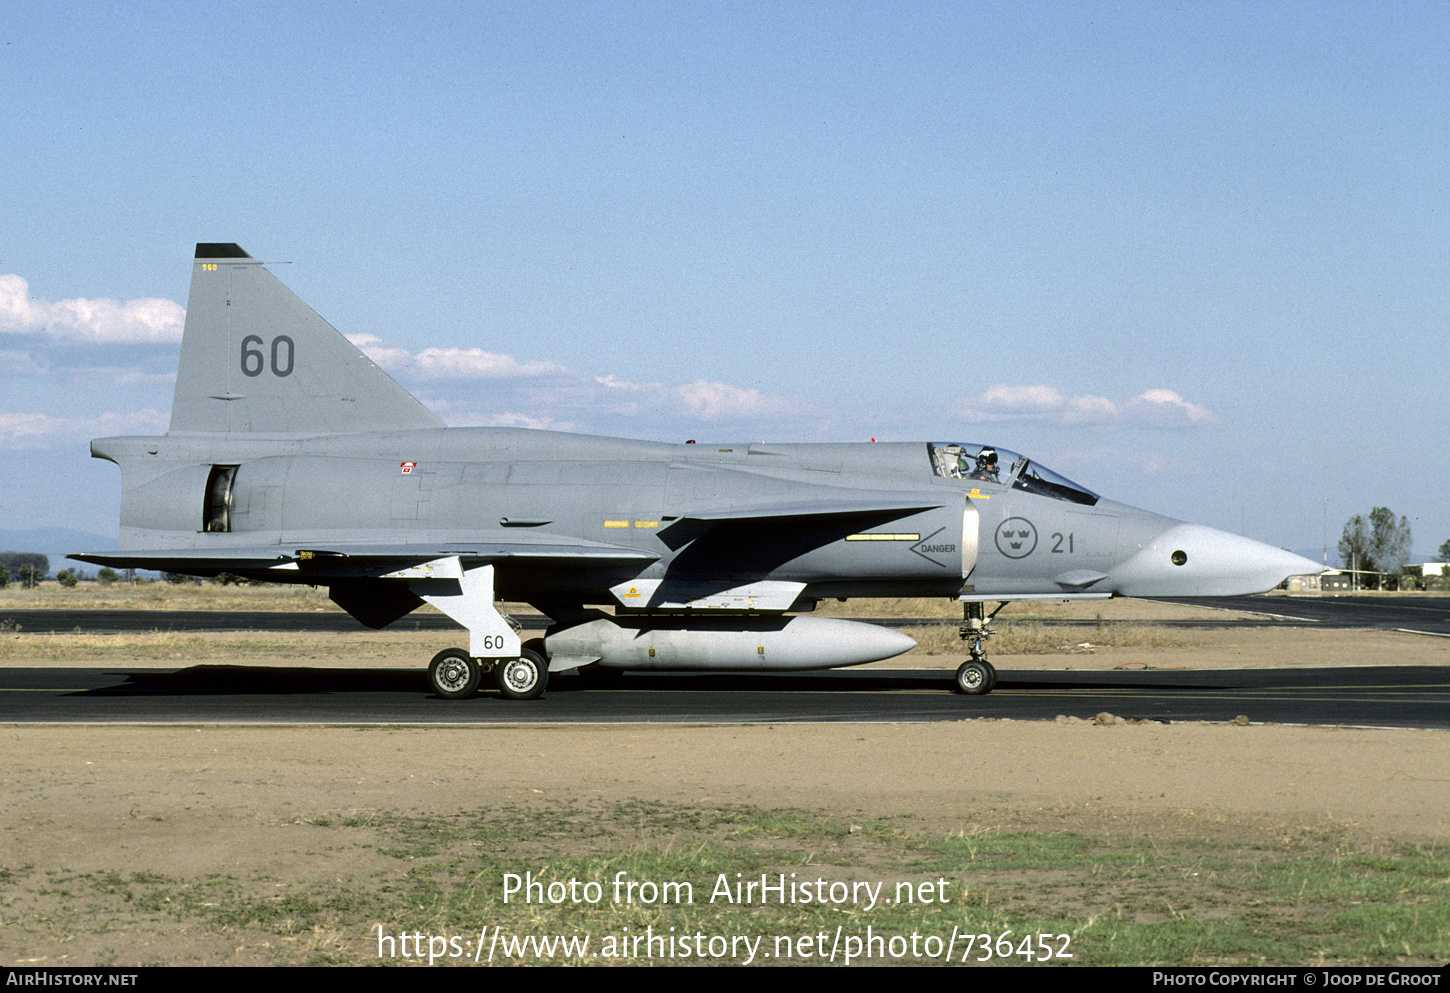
[0,528,116,574]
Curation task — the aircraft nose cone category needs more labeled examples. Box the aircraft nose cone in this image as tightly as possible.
[1108,523,1324,597]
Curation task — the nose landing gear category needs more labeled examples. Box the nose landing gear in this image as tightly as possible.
[955,600,1006,695]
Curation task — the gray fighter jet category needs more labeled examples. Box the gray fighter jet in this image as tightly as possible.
[76,244,1321,699]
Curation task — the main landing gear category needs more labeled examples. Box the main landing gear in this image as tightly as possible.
[411,561,550,701]
[428,648,480,699]
[955,600,1007,695]
[428,646,549,701]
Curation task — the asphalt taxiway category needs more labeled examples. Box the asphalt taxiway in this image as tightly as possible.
[2,595,1445,728]
[2,664,1446,729]
[1154,594,1450,636]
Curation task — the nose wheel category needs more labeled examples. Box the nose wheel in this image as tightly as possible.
[954,658,996,695]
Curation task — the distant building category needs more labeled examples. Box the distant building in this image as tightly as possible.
[1293,562,1448,593]
[1284,570,1351,592]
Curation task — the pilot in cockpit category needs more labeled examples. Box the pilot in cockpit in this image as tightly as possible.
[967,447,1000,483]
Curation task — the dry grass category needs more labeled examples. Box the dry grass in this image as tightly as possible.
[2,579,1304,625]
[0,578,340,612]
[817,597,1143,621]
[1,589,1191,664]
[815,596,962,619]
[0,629,445,663]
[904,619,1195,655]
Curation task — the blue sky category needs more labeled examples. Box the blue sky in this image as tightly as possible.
[3,1,1446,561]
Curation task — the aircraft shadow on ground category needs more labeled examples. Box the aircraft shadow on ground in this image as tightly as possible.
[68,665,1244,697]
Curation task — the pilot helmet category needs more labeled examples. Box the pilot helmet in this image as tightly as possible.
[978,447,998,466]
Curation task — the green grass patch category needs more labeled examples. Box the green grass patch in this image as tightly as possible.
[13,803,1447,966]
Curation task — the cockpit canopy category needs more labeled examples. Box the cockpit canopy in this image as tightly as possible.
[929,442,1099,507]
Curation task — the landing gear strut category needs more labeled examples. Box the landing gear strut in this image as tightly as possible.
[955,600,1007,695]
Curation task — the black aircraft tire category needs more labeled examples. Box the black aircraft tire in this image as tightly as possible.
[954,660,995,696]
[429,648,481,700]
[497,648,549,701]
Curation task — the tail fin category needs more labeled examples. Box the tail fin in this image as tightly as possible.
[168,243,443,434]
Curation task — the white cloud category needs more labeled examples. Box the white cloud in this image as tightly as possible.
[353,335,795,426]
[413,347,568,379]
[347,335,568,379]
[595,373,646,393]
[674,379,792,420]
[959,384,1120,425]
[346,333,415,369]
[957,384,1218,428]
[592,374,793,421]
[0,274,184,343]
[0,409,169,450]
[462,412,572,431]
[419,397,577,432]
[1123,389,1218,426]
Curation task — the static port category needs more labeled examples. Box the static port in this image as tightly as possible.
[1171,550,1188,566]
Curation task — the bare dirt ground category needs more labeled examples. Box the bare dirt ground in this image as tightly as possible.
[2,584,1448,966]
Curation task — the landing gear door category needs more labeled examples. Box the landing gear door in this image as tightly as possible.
[962,494,980,580]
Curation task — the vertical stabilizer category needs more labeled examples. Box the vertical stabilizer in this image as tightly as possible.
[168,244,443,434]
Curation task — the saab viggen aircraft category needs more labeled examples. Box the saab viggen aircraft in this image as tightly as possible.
[76,245,1321,700]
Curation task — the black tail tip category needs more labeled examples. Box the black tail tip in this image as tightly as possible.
[194,243,252,259]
